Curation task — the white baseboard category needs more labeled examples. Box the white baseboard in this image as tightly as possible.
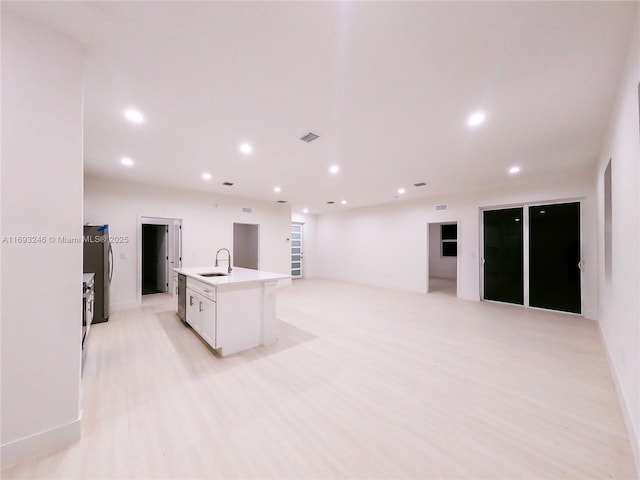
[0,416,81,469]
[597,323,640,474]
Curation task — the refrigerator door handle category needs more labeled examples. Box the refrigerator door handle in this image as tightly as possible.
[108,243,114,284]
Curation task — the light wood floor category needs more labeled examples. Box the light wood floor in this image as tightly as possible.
[428,277,456,296]
[3,279,637,479]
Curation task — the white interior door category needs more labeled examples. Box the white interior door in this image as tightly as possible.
[291,223,303,278]
[170,221,182,269]
[156,225,168,292]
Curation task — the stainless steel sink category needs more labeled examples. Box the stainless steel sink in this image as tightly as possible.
[198,272,228,277]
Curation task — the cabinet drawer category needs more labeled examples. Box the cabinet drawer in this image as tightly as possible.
[187,278,216,301]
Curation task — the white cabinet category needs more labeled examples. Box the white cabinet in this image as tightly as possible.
[200,297,216,347]
[185,278,217,348]
[177,270,282,357]
[185,287,202,333]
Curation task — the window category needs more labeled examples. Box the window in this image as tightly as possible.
[441,224,457,257]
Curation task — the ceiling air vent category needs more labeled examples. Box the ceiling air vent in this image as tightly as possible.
[435,204,448,211]
[222,182,234,186]
[242,207,252,213]
[300,131,320,143]
[277,200,288,204]
[326,201,335,205]
[414,182,426,187]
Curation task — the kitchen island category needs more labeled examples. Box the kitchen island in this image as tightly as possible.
[173,266,289,356]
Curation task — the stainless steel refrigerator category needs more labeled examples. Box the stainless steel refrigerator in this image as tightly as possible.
[83,225,112,323]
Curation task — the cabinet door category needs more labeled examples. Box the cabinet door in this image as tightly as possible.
[200,299,217,348]
[185,288,201,332]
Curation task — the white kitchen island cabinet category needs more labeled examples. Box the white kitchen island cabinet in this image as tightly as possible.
[174,267,289,356]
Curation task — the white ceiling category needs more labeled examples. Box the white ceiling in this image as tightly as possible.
[5,1,638,213]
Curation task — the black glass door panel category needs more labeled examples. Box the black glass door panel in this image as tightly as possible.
[483,208,524,305]
[529,202,581,313]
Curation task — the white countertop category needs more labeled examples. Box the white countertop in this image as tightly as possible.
[174,266,289,287]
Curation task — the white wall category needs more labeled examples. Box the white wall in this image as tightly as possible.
[428,223,457,280]
[291,212,318,279]
[595,14,640,466]
[1,13,84,466]
[84,176,291,308]
[315,170,598,319]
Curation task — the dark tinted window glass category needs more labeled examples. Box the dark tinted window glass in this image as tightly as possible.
[442,242,457,257]
[441,224,457,240]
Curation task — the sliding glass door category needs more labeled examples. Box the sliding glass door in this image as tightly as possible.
[529,202,581,313]
[482,202,581,314]
[483,208,524,305]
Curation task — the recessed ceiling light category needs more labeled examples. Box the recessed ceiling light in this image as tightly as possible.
[239,143,252,155]
[398,188,406,195]
[467,110,486,127]
[124,109,145,124]
[340,200,347,205]
[303,208,309,214]
[329,165,339,174]
[509,166,521,174]
[202,173,212,180]
[120,157,134,167]
[273,186,281,193]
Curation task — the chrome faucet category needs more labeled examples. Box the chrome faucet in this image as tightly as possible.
[215,248,232,273]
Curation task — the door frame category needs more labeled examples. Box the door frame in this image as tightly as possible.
[426,220,461,296]
[137,216,183,305]
[479,198,584,315]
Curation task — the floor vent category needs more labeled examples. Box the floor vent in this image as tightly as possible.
[435,204,448,211]
[242,207,252,213]
[300,131,320,143]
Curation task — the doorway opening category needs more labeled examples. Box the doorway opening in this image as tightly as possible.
[142,224,168,295]
[138,216,182,304]
[427,222,458,296]
[233,223,259,270]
